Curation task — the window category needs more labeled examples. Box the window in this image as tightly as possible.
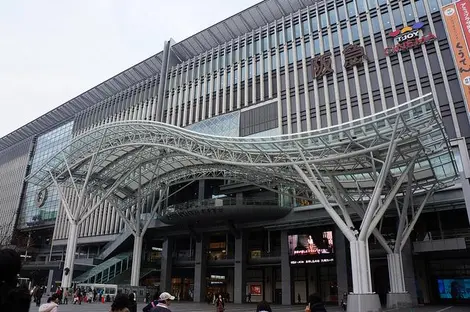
[278,29,285,45]
[323,35,330,51]
[302,20,310,36]
[347,2,356,18]
[296,45,303,60]
[361,20,369,37]
[329,9,337,25]
[357,0,366,14]
[295,23,301,38]
[381,12,391,31]
[286,26,293,42]
[320,12,328,28]
[415,1,426,18]
[338,5,346,21]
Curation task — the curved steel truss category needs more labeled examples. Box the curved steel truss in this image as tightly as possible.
[25,93,459,289]
[27,94,456,206]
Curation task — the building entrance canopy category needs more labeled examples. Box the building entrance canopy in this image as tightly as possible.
[26,94,458,297]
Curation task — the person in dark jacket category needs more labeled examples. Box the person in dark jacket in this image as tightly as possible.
[142,292,159,312]
[110,293,131,312]
[0,249,31,312]
[150,292,175,312]
[256,300,272,312]
[128,293,137,312]
[305,293,327,312]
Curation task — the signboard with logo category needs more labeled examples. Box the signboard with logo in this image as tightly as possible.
[385,21,437,56]
[442,3,470,112]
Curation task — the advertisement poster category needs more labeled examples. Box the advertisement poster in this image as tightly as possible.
[288,230,334,265]
[250,285,261,296]
[437,279,470,299]
[442,3,470,112]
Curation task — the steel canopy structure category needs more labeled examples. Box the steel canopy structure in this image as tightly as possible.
[26,94,457,307]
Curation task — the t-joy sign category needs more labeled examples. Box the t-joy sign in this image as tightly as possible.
[384,21,437,56]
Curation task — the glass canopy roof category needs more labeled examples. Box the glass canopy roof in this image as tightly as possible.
[26,94,458,212]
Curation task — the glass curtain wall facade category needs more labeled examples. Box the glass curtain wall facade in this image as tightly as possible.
[18,122,73,229]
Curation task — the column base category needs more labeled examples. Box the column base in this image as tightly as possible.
[347,293,382,312]
[386,292,412,309]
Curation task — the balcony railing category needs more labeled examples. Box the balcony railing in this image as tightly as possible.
[416,229,470,247]
[165,197,285,213]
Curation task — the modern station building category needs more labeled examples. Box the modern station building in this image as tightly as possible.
[1,0,470,309]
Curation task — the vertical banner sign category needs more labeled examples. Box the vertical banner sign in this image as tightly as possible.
[457,0,470,51]
[443,3,470,111]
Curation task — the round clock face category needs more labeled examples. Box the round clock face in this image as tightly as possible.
[35,188,48,208]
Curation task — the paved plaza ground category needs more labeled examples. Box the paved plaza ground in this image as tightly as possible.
[30,302,470,312]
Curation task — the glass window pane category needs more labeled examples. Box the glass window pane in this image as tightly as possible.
[302,20,309,36]
[278,30,284,45]
[288,48,293,64]
[296,45,303,60]
[428,0,439,13]
[351,24,359,41]
[357,0,366,14]
[347,2,356,18]
[371,16,380,33]
[338,5,346,21]
[310,16,318,33]
[392,8,403,26]
[305,44,312,58]
[342,28,349,44]
[332,31,339,48]
[295,23,301,38]
[286,27,293,42]
[313,38,320,55]
[381,12,391,31]
[329,9,337,25]
[323,35,330,51]
[320,12,327,28]
[361,20,369,37]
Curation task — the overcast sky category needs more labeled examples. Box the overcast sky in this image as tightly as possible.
[0,0,260,138]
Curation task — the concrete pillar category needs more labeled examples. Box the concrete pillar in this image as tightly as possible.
[402,241,418,305]
[160,237,173,293]
[234,233,246,304]
[236,192,243,205]
[264,268,273,303]
[46,269,54,295]
[347,240,381,312]
[387,253,405,293]
[130,235,143,286]
[198,180,205,201]
[280,231,291,305]
[193,236,207,302]
[61,222,78,288]
[335,226,349,301]
[386,240,417,308]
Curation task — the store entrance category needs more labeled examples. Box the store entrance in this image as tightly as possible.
[171,268,194,301]
[206,268,232,303]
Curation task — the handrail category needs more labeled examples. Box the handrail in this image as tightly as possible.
[164,197,284,212]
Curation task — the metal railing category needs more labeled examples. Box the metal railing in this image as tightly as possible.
[417,229,470,246]
[165,197,284,212]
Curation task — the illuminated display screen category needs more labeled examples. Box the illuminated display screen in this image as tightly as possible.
[288,230,334,265]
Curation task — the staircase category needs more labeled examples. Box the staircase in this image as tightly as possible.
[97,230,133,260]
[105,267,158,285]
[73,252,132,284]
